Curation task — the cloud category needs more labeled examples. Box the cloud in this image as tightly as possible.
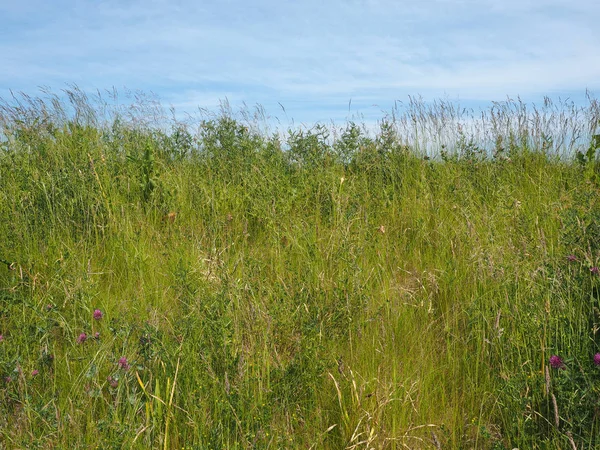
[1,0,598,123]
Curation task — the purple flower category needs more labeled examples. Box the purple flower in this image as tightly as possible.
[93,309,103,320]
[94,332,100,340]
[107,376,118,388]
[118,357,130,370]
[77,332,87,344]
[550,355,565,369]
[594,353,600,366]
[31,369,39,377]
[591,267,600,275]
[567,254,577,262]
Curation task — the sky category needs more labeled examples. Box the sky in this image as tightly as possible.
[1,0,599,126]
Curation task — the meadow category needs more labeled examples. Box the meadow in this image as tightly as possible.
[1,88,600,449]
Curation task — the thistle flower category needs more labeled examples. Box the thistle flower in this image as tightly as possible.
[94,332,100,340]
[93,309,103,320]
[567,254,577,262]
[549,355,565,369]
[591,267,600,275]
[594,353,600,366]
[31,369,39,377]
[77,333,87,344]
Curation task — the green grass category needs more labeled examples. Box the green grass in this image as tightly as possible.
[1,89,600,448]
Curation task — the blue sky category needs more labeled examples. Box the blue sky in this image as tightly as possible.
[2,0,599,125]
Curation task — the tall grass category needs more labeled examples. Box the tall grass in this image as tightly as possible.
[1,88,600,449]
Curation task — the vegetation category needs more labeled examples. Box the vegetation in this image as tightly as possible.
[1,88,600,448]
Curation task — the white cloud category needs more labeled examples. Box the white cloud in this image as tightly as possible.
[1,0,598,123]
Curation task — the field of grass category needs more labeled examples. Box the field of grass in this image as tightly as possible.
[1,89,600,449]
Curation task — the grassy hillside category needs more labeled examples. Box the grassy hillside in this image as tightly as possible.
[1,90,600,448]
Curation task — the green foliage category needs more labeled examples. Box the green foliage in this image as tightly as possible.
[287,124,332,168]
[576,134,600,185]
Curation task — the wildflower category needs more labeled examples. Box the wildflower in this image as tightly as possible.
[107,376,118,388]
[591,267,600,275]
[594,353,600,366]
[94,332,100,340]
[550,355,565,369]
[567,255,577,262]
[46,304,54,311]
[77,332,87,344]
[31,369,39,377]
[93,309,103,320]
[118,357,130,370]
[0,334,4,342]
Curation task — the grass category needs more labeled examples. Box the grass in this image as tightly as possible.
[1,87,600,448]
